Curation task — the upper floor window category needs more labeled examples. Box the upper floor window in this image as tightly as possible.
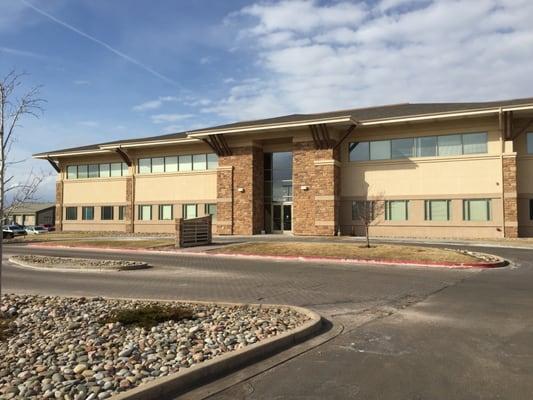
[349,132,488,162]
[66,162,128,179]
[138,153,217,174]
[527,133,533,154]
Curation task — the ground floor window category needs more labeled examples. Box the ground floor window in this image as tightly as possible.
[385,200,409,221]
[424,200,451,221]
[101,206,114,220]
[158,204,173,220]
[138,205,152,221]
[183,204,197,219]
[529,199,533,220]
[352,200,375,222]
[65,207,77,220]
[463,199,491,221]
[118,206,125,220]
[82,206,94,220]
[205,203,217,222]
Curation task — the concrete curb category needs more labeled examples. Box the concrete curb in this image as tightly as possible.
[202,251,507,270]
[8,256,150,273]
[108,302,322,400]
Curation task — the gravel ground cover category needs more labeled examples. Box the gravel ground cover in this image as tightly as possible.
[0,294,308,400]
[9,255,149,271]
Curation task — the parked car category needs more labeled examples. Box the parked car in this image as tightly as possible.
[25,225,49,235]
[3,225,27,237]
[2,229,14,239]
[41,224,55,232]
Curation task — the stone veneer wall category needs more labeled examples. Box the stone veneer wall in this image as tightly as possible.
[293,141,340,236]
[55,180,63,231]
[125,177,134,233]
[217,146,264,235]
[503,155,518,238]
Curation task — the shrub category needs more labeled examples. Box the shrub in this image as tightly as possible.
[105,304,194,328]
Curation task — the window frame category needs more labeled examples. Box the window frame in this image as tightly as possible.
[101,206,114,221]
[385,200,409,221]
[81,206,94,221]
[66,165,78,180]
[65,207,77,220]
[424,200,451,221]
[205,203,217,222]
[527,132,533,154]
[138,205,152,221]
[351,200,375,222]
[158,204,173,221]
[118,206,125,221]
[463,199,492,221]
[183,204,197,219]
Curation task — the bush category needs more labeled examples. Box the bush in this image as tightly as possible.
[105,304,194,328]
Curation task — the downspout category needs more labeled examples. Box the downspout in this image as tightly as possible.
[499,108,506,237]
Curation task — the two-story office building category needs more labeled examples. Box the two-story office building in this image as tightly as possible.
[34,98,533,238]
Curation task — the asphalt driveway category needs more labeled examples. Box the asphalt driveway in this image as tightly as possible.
[2,242,533,399]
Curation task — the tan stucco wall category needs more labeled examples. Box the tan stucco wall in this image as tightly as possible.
[339,116,506,238]
[63,179,128,205]
[515,124,533,235]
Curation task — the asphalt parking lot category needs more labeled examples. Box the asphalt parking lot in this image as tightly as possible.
[3,241,533,399]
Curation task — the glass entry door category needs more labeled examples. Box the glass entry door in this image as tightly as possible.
[272,203,292,233]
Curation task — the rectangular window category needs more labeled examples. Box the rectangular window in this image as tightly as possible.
[110,163,122,177]
[138,205,152,221]
[530,199,533,220]
[65,207,77,220]
[165,156,178,172]
[77,165,88,179]
[385,200,409,221]
[425,200,451,221]
[138,158,151,174]
[151,157,165,173]
[158,204,173,220]
[101,206,114,220]
[88,164,99,178]
[99,163,110,178]
[370,140,391,160]
[67,165,77,179]
[193,154,207,170]
[463,199,491,221]
[349,142,370,161]
[183,204,197,219]
[527,133,533,154]
[391,138,415,159]
[438,134,462,156]
[416,136,437,157]
[205,203,217,222]
[352,200,375,221]
[207,153,218,169]
[462,132,488,154]
[121,163,129,176]
[118,206,125,220]
[82,206,94,220]
[179,155,193,171]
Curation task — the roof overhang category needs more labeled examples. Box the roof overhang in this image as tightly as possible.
[33,149,112,159]
[187,116,357,138]
[99,137,199,150]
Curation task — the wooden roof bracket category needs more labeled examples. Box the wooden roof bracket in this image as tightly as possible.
[115,147,132,166]
[201,134,232,156]
[333,123,357,151]
[46,157,60,173]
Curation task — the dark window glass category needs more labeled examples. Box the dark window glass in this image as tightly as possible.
[349,142,369,161]
[88,164,99,178]
[416,136,437,157]
[101,206,114,220]
[118,206,125,220]
[77,165,88,179]
[530,199,533,220]
[65,207,77,220]
[391,138,415,159]
[205,204,217,222]
[82,206,94,220]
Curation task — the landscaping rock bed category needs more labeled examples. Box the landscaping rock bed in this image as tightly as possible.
[9,255,150,271]
[0,294,308,400]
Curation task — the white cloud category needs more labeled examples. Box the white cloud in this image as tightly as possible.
[207,0,533,120]
[132,96,178,112]
[151,113,194,124]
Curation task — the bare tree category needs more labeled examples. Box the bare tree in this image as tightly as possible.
[353,196,384,248]
[0,71,46,300]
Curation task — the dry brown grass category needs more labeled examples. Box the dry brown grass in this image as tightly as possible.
[42,239,175,250]
[213,242,480,263]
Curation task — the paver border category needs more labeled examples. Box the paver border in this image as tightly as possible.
[107,299,322,400]
[8,256,150,272]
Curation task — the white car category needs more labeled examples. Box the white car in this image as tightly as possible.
[25,226,48,235]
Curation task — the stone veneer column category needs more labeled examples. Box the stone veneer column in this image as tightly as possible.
[293,141,340,236]
[217,146,263,235]
[55,180,63,231]
[502,154,518,238]
[125,176,134,233]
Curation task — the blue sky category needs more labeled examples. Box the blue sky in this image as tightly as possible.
[1,0,533,200]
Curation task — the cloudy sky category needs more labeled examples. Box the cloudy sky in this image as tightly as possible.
[1,0,533,200]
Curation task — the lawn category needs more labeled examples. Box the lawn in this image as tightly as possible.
[212,242,481,264]
[37,239,175,250]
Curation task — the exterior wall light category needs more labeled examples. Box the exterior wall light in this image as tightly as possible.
[237,187,245,193]
[300,185,309,191]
